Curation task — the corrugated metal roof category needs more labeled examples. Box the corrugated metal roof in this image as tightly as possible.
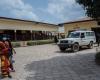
[59,17,95,25]
[0,16,58,26]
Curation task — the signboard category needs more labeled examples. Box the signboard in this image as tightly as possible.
[58,26,64,33]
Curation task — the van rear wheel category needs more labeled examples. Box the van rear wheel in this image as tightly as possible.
[88,41,93,49]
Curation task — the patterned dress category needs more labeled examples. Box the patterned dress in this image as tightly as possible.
[0,41,10,77]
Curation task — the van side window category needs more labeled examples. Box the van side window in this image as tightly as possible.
[86,32,90,36]
[90,32,94,36]
[86,32,94,36]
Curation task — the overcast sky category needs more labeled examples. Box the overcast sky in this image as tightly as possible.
[0,0,86,24]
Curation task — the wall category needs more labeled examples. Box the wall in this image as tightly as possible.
[0,19,58,32]
[64,20,97,36]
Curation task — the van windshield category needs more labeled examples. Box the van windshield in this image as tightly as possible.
[67,32,80,38]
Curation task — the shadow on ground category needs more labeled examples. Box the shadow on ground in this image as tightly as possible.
[55,47,91,54]
[25,52,100,80]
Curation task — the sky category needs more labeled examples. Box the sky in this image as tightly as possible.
[0,0,86,24]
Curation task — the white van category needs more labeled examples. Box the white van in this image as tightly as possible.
[58,30,96,52]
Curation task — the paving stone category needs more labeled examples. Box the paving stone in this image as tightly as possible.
[1,44,100,80]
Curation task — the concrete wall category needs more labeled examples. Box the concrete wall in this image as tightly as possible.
[64,20,98,36]
[0,19,58,32]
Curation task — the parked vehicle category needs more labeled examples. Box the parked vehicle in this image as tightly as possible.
[57,30,96,52]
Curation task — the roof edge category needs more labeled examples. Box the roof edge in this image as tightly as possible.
[0,16,58,26]
[58,19,95,25]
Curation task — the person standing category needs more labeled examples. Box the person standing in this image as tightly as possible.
[97,33,100,46]
[5,39,16,72]
[0,39,12,78]
[54,35,58,44]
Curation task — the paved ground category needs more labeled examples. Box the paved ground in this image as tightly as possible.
[2,44,100,80]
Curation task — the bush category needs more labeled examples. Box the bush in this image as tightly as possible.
[12,42,21,48]
[12,40,54,47]
[27,42,36,46]
[37,40,54,45]
[27,40,54,46]
[95,51,100,65]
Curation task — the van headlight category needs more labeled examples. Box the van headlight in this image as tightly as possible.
[68,40,73,43]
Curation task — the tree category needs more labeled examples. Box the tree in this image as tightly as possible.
[76,0,100,24]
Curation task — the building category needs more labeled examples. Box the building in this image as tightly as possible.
[59,18,100,40]
[58,24,65,39]
[0,17,58,41]
[1,17,100,42]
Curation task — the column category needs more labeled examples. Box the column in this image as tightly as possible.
[14,30,17,41]
[50,32,52,39]
[30,30,33,40]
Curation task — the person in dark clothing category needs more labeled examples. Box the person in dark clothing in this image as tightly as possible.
[97,38,100,46]
[54,36,58,44]
[97,33,100,46]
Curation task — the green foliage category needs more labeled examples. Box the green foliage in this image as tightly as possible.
[12,42,21,47]
[37,40,53,45]
[95,52,100,60]
[11,40,54,47]
[27,42,35,46]
[27,40,54,46]
[76,0,100,21]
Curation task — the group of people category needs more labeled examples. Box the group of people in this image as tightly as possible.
[0,37,16,78]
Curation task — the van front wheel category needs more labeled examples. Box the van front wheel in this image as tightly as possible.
[72,43,79,52]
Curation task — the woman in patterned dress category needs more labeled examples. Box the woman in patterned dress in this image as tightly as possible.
[5,39,16,72]
[0,39,12,78]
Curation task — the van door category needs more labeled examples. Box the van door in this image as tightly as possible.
[80,33,87,45]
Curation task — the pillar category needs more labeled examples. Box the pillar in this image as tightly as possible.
[30,30,33,40]
[14,30,17,41]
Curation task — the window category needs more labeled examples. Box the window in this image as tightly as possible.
[86,32,90,36]
[67,32,80,38]
[90,32,95,36]
[86,32,94,36]
[81,33,85,38]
